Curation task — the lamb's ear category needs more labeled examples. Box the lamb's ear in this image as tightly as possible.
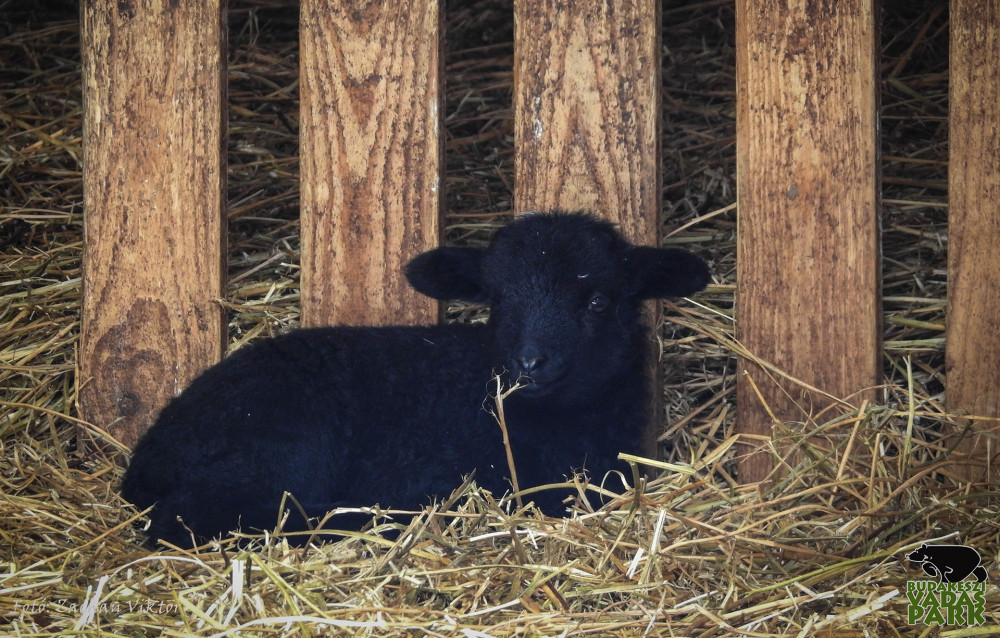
[626,246,710,299]
[405,246,489,302]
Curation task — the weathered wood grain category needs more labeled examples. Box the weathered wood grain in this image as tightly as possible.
[514,0,662,459]
[735,0,881,483]
[79,0,227,449]
[946,0,1000,480]
[299,0,443,327]
[514,0,660,240]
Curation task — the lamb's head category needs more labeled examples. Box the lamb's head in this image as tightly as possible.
[406,212,710,404]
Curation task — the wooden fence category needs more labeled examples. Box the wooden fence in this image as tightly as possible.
[79,0,999,482]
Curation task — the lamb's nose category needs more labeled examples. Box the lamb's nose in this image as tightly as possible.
[516,354,547,375]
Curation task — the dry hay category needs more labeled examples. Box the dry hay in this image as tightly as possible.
[1,0,997,635]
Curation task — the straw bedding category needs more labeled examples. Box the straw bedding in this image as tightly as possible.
[1,0,996,634]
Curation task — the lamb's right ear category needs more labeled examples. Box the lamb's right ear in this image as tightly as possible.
[405,246,489,302]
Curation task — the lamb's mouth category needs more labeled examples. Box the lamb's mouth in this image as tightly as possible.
[509,372,565,398]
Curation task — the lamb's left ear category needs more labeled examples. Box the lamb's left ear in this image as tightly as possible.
[405,246,489,302]
[626,246,710,299]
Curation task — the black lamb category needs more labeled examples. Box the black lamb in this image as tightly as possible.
[121,212,710,547]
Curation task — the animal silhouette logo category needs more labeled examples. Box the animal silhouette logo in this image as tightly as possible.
[906,544,988,583]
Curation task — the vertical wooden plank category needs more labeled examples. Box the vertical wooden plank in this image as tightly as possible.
[947,0,1000,480]
[514,0,661,458]
[80,0,227,450]
[300,0,443,327]
[514,0,660,242]
[735,0,881,483]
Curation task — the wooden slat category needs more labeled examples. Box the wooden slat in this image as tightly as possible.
[299,0,443,327]
[79,0,227,450]
[946,0,1000,480]
[514,0,660,241]
[735,0,881,483]
[514,0,661,458]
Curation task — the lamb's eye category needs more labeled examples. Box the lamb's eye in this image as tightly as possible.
[588,293,609,314]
